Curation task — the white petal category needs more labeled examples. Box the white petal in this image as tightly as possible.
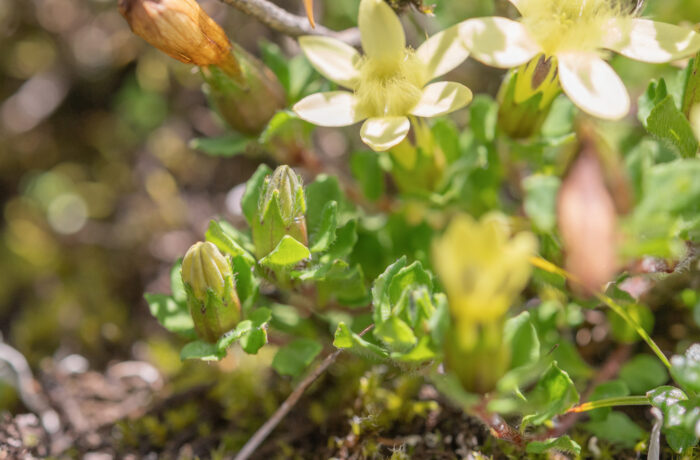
[293,92,363,127]
[360,117,410,151]
[557,52,630,120]
[358,0,405,61]
[604,18,700,64]
[416,25,470,81]
[459,17,540,68]
[299,36,361,88]
[410,82,473,117]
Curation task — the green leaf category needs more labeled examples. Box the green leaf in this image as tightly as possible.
[637,159,700,215]
[470,94,498,143]
[350,151,385,201]
[305,175,353,231]
[231,255,258,312]
[333,322,388,360]
[189,133,250,157]
[271,338,323,377]
[648,385,688,412]
[206,220,255,264]
[664,398,700,453]
[428,294,450,348]
[522,362,579,426]
[170,259,186,304]
[241,164,273,225]
[374,316,417,353]
[638,79,669,125]
[323,220,357,261]
[504,312,540,370]
[583,412,645,447]
[144,293,195,339]
[310,201,338,253]
[681,55,700,117]
[620,354,669,394]
[431,117,461,164]
[526,436,581,455]
[587,380,630,421]
[240,328,267,354]
[260,40,291,97]
[387,261,432,306]
[393,335,437,363]
[372,257,408,324]
[259,235,311,267]
[645,94,699,158]
[180,340,223,361]
[670,343,700,393]
[523,175,560,232]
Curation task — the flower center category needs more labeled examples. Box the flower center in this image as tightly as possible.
[518,0,631,55]
[354,50,427,118]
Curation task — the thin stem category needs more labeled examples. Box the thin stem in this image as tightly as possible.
[232,324,374,460]
[567,395,650,414]
[530,257,671,369]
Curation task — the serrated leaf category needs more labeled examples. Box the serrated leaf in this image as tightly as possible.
[259,235,310,267]
[522,362,579,426]
[241,164,273,225]
[645,95,699,158]
[620,354,669,394]
[271,338,322,377]
[310,201,337,253]
[504,312,540,370]
[670,343,700,393]
[144,293,195,338]
[526,436,581,455]
[206,220,255,264]
[639,79,669,125]
[189,133,250,157]
[374,316,417,353]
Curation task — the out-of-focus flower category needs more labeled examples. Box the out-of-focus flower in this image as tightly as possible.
[460,0,700,119]
[293,0,472,151]
[251,166,308,259]
[433,214,537,393]
[558,146,619,295]
[182,241,241,342]
[118,0,240,76]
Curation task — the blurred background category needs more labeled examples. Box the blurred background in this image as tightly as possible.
[0,0,699,427]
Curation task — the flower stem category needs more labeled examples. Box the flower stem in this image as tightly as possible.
[530,257,671,369]
[567,395,650,413]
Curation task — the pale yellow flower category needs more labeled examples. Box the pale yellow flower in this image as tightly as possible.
[459,0,700,120]
[293,0,473,151]
[432,214,537,325]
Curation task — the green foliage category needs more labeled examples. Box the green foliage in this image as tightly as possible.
[620,355,669,394]
[670,343,700,393]
[522,362,579,426]
[272,339,323,377]
[526,436,581,455]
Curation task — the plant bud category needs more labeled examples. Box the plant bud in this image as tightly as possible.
[202,44,287,136]
[181,241,241,342]
[557,146,618,296]
[118,0,240,76]
[251,166,308,259]
[498,54,560,139]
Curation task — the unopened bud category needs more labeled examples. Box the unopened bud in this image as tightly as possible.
[181,241,241,342]
[557,146,618,295]
[202,45,286,136]
[118,0,240,76]
[251,166,308,259]
[498,54,560,139]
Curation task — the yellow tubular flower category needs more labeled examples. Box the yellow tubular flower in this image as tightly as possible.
[293,0,473,151]
[432,214,537,325]
[459,0,700,120]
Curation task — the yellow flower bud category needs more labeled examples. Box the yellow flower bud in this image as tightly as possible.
[181,241,241,342]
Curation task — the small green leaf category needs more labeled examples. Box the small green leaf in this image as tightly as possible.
[504,312,540,370]
[259,235,311,267]
[645,94,699,158]
[333,322,388,360]
[681,54,700,118]
[583,412,644,447]
[372,257,408,324]
[180,340,224,361]
[206,220,255,264]
[323,219,358,261]
[470,94,498,143]
[144,293,195,338]
[350,151,385,201]
[271,339,323,377]
[310,201,338,253]
[526,436,581,455]
[638,79,669,125]
[241,164,273,225]
[670,343,700,393]
[374,316,417,353]
[231,255,258,312]
[522,362,579,426]
[240,327,267,354]
[170,259,186,304]
[587,380,630,421]
[305,175,353,231]
[664,398,700,453]
[523,175,560,232]
[648,385,688,412]
[387,261,432,306]
[620,354,669,394]
[189,133,250,157]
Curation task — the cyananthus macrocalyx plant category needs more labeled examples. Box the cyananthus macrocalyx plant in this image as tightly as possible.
[459,0,700,120]
[433,214,537,393]
[293,0,473,151]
